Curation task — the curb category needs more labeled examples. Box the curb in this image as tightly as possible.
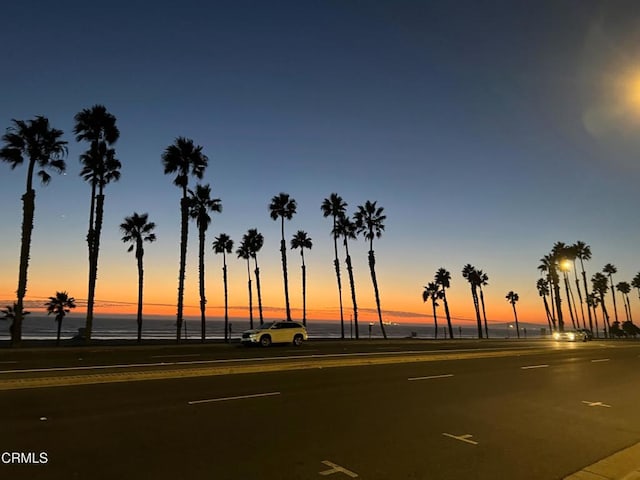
[564,442,640,480]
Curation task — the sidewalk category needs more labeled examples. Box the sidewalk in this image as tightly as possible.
[565,442,640,480]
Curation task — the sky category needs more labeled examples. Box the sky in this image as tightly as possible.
[1,0,640,332]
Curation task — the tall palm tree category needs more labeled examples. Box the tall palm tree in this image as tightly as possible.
[632,272,640,302]
[462,264,483,339]
[554,242,577,329]
[505,291,520,339]
[435,268,454,339]
[1,304,30,340]
[355,200,387,339]
[1,116,67,345]
[574,241,593,332]
[477,269,490,338]
[45,291,77,346]
[74,105,120,342]
[291,230,313,326]
[120,212,156,343]
[603,264,619,324]
[269,193,297,321]
[245,229,265,325]
[536,278,555,332]
[616,282,632,322]
[188,184,222,342]
[539,253,564,331]
[162,137,208,341]
[334,214,359,339]
[321,194,347,337]
[212,233,234,342]
[236,239,253,329]
[422,282,442,339]
[592,272,611,337]
[586,293,600,338]
[568,243,586,329]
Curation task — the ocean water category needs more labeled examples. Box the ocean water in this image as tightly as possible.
[0,315,547,341]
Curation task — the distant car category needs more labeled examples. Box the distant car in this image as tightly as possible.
[576,328,594,341]
[552,330,589,342]
[241,321,308,347]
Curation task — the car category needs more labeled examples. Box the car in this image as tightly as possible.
[241,321,308,347]
[552,330,589,342]
[576,328,594,341]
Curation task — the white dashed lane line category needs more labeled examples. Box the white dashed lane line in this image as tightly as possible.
[188,391,281,405]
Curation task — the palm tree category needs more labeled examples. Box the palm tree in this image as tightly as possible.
[632,272,640,302]
[592,272,611,337]
[536,278,555,333]
[574,241,594,333]
[321,194,347,337]
[422,282,442,339]
[120,212,156,343]
[188,184,222,342]
[586,293,600,338]
[477,269,490,338]
[554,242,577,329]
[539,253,564,331]
[1,304,30,340]
[434,268,454,339]
[462,264,483,339]
[45,291,77,346]
[505,291,520,339]
[616,282,633,322]
[603,264,619,324]
[236,239,253,329]
[162,137,208,341]
[354,200,387,339]
[334,214,359,339]
[245,229,265,325]
[1,116,67,345]
[291,230,313,326]
[212,233,234,342]
[74,105,120,342]
[269,193,297,321]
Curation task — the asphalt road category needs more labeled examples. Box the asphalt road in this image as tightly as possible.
[1,339,639,479]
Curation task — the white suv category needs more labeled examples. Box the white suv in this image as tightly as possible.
[241,321,308,347]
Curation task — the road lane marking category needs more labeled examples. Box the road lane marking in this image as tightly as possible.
[591,358,610,363]
[150,354,202,359]
[443,433,478,445]
[188,392,280,405]
[520,364,549,370]
[319,460,359,477]
[408,374,454,381]
[0,361,18,364]
[582,401,611,408]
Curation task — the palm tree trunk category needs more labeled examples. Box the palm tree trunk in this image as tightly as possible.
[199,226,206,343]
[600,296,610,337]
[86,192,105,342]
[280,218,292,321]
[332,218,344,338]
[431,300,438,339]
[470,286,482,339]
[609,276,619,323]
[246,259,253,329]
[553,275,565,331]
[512,304,520,338]
[223,258,229,343]
[479,288,489,338]
[580,264,594,333]
[592,303,599,338]
[573,268,586,329]
[13,189,36,346]
[301,250,307,326]
[176,196,189,342]
[542,295,553,332]
[367,249,387,339]
[344,243,359,339]
[563,273,576,329]
[56,317,62,346]
[254,260,264,325]
[136,241,144,343]
[626,295,633,323]
[442,292,453,339]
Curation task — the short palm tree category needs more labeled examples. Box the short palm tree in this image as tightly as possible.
[1,303,30,340]
[120,212,156,343]
[477,269,490,338]
[74,105,120,342]
[321,194,347,337]
[574,241,593,332]
[462,264,483,339]
[434,268,453,339]
[45,291,77,346]
[355,200,387,339]
[269,193,297,321]
[334,214,359,338]
[616,282,632,322]
[536,278,555,332]
[603,264,619,323]
[236,239,253,329]
[245,229,265,325]
[162,137,208,341]
[422,282,442,339]
[188,184,222,342]
[212,233,234,342]
[591,272,611,337]
[1,116,67,345]
[291,230,313,326]
[505,291,520,339]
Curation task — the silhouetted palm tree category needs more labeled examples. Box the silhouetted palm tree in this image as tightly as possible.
[422,282,442,339]
[1,116,67,345]
[539,253,564,331]
[188,184,222,342]
[477,269,490,338]
[616,282,632,322]
[291,230,313,326]
[334,214,359,338]
[245,229,265,325]
[321,194,347,337]
[586,293,600,338]
[1,303,30,340]
[435,268,453,339]
[632,273,640,305]
[603,264,619,324]
[213,233,234,342]
[355,200,387,339]
[120,212,156,343]
[592,272,611,337]
[574,241,593,332]
[505,291,520,338]
[236,239,253,329]
[74,105,120,342]
[45,291,77,346]
[462,264,483,338]
[269,193,297,321]
[554,242,577,329]
[162,137,208,341]
[536,278,554,332]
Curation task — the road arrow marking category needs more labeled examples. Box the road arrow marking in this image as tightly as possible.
[582,400,611,408]
[408,374,454,381]
[319,460,358,477]
[442,433,478,445]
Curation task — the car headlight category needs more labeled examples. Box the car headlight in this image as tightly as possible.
[553,332,560,340]
[568,333,575,340]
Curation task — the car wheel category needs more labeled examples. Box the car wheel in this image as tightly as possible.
[260,335,272,347]
[292,334,303,347]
